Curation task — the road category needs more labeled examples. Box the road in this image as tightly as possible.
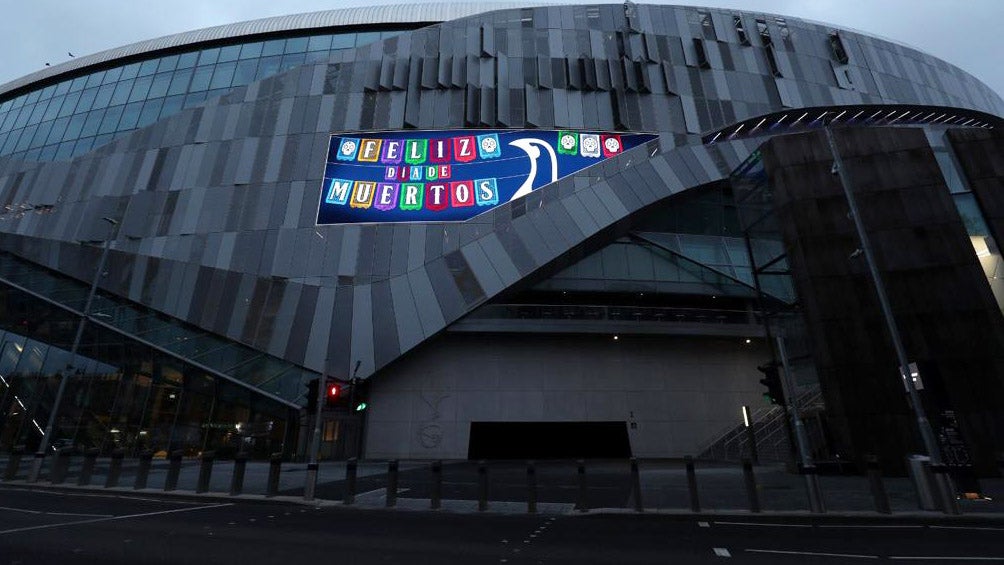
[2,485,1004,564]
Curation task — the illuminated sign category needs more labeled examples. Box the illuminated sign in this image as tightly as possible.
[317,129,657,224]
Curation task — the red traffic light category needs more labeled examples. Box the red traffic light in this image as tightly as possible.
[327,383,341,400]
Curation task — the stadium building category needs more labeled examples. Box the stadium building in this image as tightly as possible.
[0,2,1002,472]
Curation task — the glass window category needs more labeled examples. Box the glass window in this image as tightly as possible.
[98,105,123,135]
[12,107,31,130]
[80,109,106,137]
[38,84,57,101]
[330,34,354,49]
[138,59,160,77]
[189,66,213,92]
[954,193,991,236]
[157,55,180,73]
[198,48,221,66]
[1,132,18,154]
[53,80,71,97]
[262,39,285,57]
[218,44,241,63]
[307,35,332,52]
[176,51,199,69]
[239,42,263,59]
[305,51,329,64]
[55,141,74,160]
[118,101,143,130]
[119,63,141,81]
[148,73,172,99]
[110,80,133,106]
[42,97,62,122]
[209,61,236,90]
[232,60,258,87]
[160,95,184,118]
[137,98,163,128]
[62,113,86,141]
[167,68,193,96]
[102,66,124,84]
[183,91,208,109]
[27,101,49,125]
[76,88,99,113]
[256,56,281,80]
[29,121,52,148]
[93,83,116,109]
[280,53,305,72]
[38,144,57,161]
[57,91,81,118]
[284,37,308,53]
[355,32,381,46]
[128,76,153,103]
[92,133,113,149]
[73,136,95,155]
[84,71,106,89]
[935,151,969,194]
[46,116,69,145]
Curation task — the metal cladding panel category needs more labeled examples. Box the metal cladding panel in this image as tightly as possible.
[0,2,1000,392]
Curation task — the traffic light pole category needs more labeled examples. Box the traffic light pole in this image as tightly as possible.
[776,335,824,513]
[304,373,324,500]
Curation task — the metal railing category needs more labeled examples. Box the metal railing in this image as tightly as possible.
[469,303,757,325]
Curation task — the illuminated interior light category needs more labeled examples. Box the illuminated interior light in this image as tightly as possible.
[933,113,946,123]
[832,110,847,122]
[792,112,809,125]
[921,112,936,121]
[850,110,864,121]
[710,132,722,143]
[889,110,911,124]
[866,110,883,122]
[749,118,767,133]
[961,118,975,126]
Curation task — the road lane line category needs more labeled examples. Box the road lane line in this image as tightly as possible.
[0,502,233,535]
[818,525,924,529]
[714,521,812,528]
[0,506,110,518]
[0,505,42,514]
[928,525,1004,532]
[889,557,1004,561]
[746,549,878,559]
[713,547,731,557]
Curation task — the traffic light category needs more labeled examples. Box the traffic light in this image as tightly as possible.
[325,381,342,407]
[757,363,786,406]
[351,378,368,412]
[305,378,320,412]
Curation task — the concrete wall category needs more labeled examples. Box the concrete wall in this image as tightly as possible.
[365,332,770,459]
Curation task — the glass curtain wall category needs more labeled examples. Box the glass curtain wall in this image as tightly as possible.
[0,283,294,459]
[0,29,405,162]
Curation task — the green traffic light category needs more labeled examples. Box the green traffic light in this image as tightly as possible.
[355,402,367,412]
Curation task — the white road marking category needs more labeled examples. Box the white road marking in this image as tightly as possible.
[714,521,811,528]
[0,503,233,535]
[0,505,112,518]
[698,521,710,528]
[713,547,731,557]
[928,525,1004,532]
[818,524,924,529]
[0,487,218,506]
[747,549,878,559]
[889,557,1004,561]
[356,487,411,498]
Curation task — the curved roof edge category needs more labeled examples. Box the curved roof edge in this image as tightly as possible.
[0,2,544,98]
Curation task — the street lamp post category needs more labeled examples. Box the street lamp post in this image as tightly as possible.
[29,217,118,482]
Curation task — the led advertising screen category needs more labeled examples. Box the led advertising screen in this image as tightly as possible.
[317,129,657,225]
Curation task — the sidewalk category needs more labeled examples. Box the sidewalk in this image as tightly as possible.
[3,455,1002,518]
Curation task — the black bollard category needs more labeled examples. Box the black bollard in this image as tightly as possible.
[866,456,891,514]
[386,460,399,507]
[685,456,701,513]
[430,460,442,510]
[266,452,282,497]
[196,451,215,494]
[630,458,643,512]
[105,449,124,488]
[78,448,99,486]
[3,445,24,481]
[135,450,154,490]
[527,460,537,514]
[929,464,961,515]
[344,458,358,505]
[478,460,488,512]
[742,459,760,513]
[576,459,588,512]
[50,447,73,485]
[230,453,247,496]
[164,450,183,491]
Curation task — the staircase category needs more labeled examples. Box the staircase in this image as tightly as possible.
[698,389,824,463]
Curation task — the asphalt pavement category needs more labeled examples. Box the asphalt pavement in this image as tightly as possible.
[3,486,1004,564]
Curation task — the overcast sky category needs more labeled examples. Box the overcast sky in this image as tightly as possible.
[0,0,1001,97]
